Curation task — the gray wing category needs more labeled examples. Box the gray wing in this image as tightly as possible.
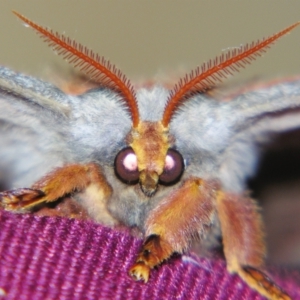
[171,77,300,192]
[0,66,133,189]
[0,66,71,188]
[219,78,300,192]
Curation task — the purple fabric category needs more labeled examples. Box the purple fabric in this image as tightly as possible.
[0,211,299,300]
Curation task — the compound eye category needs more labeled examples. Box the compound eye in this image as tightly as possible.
[159,149,184,185]
[114,147,139,184]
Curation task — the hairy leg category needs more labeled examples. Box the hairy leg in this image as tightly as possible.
[217,191,290,300]
[0,163,112,212]
[130,177,217,281]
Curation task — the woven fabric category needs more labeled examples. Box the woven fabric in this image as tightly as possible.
[0,211,299,300]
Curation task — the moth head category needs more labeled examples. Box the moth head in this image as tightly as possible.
[13,11,300,196]
[114,121,184,196]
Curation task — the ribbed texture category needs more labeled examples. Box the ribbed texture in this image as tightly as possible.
[0,211,299,300]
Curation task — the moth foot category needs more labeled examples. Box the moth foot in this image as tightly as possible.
[129,234,174,283]
[240,266,291,300]
[0,188,45,211]
[129,262,150,282]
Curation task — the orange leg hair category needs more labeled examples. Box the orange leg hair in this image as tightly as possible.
[0,163,112,212]
[216,192,290,300]
[130,177,290,300]
[129,178,217,281]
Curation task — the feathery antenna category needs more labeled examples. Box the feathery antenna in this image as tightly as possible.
[162,21,300,127]
[13,11,140,128]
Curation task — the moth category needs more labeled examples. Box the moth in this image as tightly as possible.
[0,11,299,300]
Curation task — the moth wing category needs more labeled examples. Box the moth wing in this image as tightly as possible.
[0,66,134,191]
[171,77,300,192]
[218,77,300,192]
[0,66,71,189]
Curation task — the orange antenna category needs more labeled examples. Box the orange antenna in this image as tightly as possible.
[162,21,300,127]
[13,11,140,128]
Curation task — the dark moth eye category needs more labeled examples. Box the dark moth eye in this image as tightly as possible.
[159,149,184,185]
[114,147,139,184]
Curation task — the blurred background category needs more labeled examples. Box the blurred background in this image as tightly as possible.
[1,1,300,81]
[1,1,300,268]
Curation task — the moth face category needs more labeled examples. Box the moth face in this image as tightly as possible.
[114,121,184,196]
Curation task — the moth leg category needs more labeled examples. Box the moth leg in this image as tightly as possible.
[216,191,290,300]
[129,177,217,282]
[0,188,46,210]
[0,163,112,212]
